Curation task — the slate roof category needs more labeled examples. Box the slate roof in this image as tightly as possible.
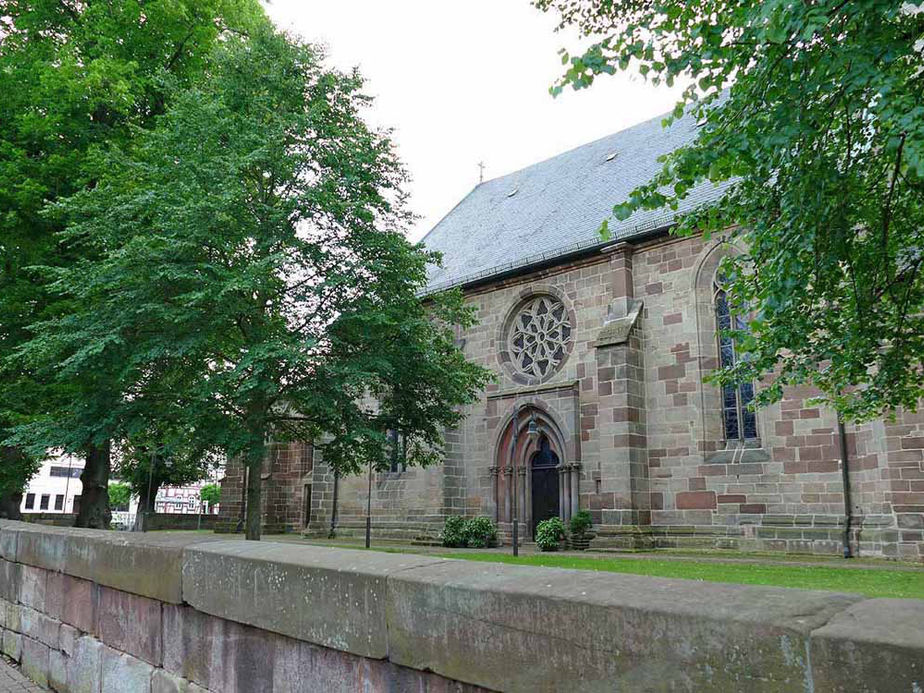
[421,110,731,293]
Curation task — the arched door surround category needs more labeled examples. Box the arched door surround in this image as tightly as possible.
[491,404,580,537]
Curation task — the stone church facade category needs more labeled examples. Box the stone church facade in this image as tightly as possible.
[219,113,924,560]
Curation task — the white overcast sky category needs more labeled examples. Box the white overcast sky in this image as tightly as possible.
[262,1,686,241]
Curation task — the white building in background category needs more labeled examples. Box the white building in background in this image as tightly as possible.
[20,453,223,518]
[19,453,84,515]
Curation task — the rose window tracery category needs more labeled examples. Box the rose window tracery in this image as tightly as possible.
[507,295,572,379]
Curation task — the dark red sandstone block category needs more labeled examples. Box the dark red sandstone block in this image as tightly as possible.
[676,491,717,510]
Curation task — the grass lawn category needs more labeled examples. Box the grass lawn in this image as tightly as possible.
[438,552,924,600]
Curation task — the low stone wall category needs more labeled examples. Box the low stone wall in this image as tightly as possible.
[1,521,922,692]
[19,514,79,527]
[137,513,220,532]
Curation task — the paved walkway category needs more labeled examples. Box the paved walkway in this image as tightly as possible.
[0,658,46,693]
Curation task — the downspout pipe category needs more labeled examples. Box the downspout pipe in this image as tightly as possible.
[328,469,340,539]
[837,416,853,559]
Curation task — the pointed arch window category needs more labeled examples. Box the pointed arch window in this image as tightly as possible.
[531,435,559,469]
[714,273,757,441]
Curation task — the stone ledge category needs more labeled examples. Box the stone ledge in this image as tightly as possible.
[385,558,862,691]
[0,520,222,603]
[182,541,444,659]
[3,522,924,691]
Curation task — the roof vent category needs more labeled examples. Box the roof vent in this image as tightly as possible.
[605,151,618,162]
[506,187,519,198]
[696,117,708,127]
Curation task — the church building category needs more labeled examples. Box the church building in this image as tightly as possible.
[218,112,924,560]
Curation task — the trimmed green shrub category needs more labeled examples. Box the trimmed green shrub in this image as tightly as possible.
[569,510,593,537]
[464,516,498,548]
[535,517,565,551]
[441,515,499,548]
[441,515,467,547]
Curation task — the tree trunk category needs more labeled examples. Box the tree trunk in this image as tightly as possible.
[75,441,112,529]
[0,445,27,520]
[0,492,22,520]
[132,470,163,532]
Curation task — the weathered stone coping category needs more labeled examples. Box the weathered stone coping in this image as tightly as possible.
[0,520,224,604]
[2,520,923,692]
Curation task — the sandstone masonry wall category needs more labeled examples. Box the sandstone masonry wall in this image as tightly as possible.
[289,232,924,560]
[1,521,922,692]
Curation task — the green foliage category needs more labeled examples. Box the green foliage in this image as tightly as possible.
[535,517,566,552]
[441,515,468,547]
[115,422,223,510]
[16,27,490,538]
[0,446,39,501]
[441,515,498,548]
[200,484,221,506]
[107,482,132,511]
[569,509,593,537]
[0,0,268,505]
[536,0,924,421]
[463,516,498,549]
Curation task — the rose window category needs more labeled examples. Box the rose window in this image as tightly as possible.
[508,296,572,379]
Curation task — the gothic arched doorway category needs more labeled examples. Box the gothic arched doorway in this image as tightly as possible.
[492,404,576,541]
[530,435,559,535]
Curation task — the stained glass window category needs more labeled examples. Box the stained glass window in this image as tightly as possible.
[714,274,757,441]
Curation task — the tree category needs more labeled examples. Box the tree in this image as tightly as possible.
[536,0,924,421]
[0,0,267,527]
[0,447,38,520]
[200,484,221,508]
[115,431,223,529]
[107,482,132,512]
[28,28,490,541]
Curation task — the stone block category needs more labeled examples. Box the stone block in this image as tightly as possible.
[675,491,717,510]
[152,669,189,693]
[182,542,442,659]
[272,632,486,693]
[67,635,103,693]
[3,602,21,635]
[70,532,217,604]
[15,522,71,572]
[96,585,163,666]
[58,574,97,634]
[101,645,153,693]
[21,636,50,688]
[386,559,861,692]
[59,624,78,657]
[210,620,275,693]
[0,559,20,603]
[2,628,22,661]
[49,649,67,692]
[810,598,924,691]
[20,605,60,648]
[162,605,222,689]
[19,564,46,611]
[0,521,18,561]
